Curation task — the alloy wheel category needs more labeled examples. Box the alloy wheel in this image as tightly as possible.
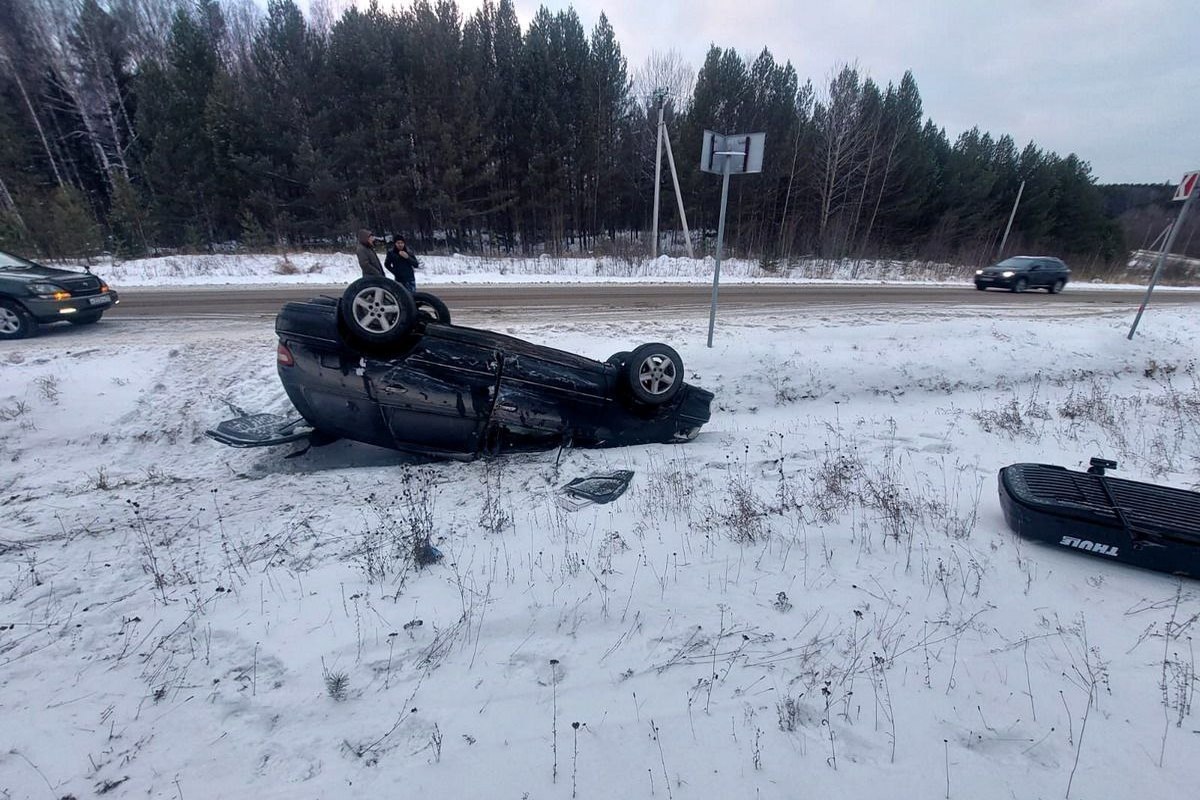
[351,287,402,333]
[0,306,21,335]
[637,354,677,397]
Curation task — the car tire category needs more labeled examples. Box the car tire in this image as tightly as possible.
[1011,278,1028,293]
[0,299,36,340]
[606,350,632,369]
[625,343,683,406]
[412,291,451,324]
[68,311,104,325]
[974,284,986,291]
[1049,279,1065,294]
[339,277,416,346]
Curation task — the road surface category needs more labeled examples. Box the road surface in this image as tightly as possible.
[107,283,1200,319]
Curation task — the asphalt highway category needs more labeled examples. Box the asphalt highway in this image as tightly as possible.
[106,283,1200,318]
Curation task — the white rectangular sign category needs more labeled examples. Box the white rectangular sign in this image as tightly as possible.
[700,130,765,175]
[1174,170,1199,201]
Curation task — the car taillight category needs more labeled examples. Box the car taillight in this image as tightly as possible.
[277,342,294,367]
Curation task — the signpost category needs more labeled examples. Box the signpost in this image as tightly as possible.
[1127,169,1199,340]
[700,130,765,348]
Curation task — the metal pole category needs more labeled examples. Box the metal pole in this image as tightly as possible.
[651,103,664,259]
[707,157,732,348]
[997,180,1025,258]
[1128,187,1196,340]
[1146,222,1172,254]
[661,125,694,258]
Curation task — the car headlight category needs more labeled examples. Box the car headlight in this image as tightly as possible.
[29,281,70,299]
[1001,271,1015,278]
[975,269,983,275]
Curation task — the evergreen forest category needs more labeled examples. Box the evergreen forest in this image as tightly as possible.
[0,0,1187,266]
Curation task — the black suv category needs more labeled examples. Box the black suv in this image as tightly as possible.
[0,250,119,339]
[975,256,1070,293]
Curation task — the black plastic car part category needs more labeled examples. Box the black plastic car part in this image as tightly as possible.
[1087,457,1118,475]
[563,470,635,504]
[999,462,1200,578]
[206,414,314,447]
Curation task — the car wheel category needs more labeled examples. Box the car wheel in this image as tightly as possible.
[974,284,986,291]
[0,299,35,340]
[1049,279,1065,294]
[339,277,416,345]
[68,311,104,325]
[625,343,683,406]
[412,291,451,324]
[606,350,632,369]
[1011,278,1028,293]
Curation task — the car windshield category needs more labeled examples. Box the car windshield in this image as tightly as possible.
[992,257,1035,269]
[0,251,38,270]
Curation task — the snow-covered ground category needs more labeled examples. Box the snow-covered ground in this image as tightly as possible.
[67,251,1192,291]
[1,301,1198,799]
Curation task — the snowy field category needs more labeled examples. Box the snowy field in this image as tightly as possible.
[67,251,1191,291]
[1,301,1199,799]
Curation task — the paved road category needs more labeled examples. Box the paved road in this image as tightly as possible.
[107,283,1200,318]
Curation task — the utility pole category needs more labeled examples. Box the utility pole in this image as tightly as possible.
[1128,169,1198,340]
[661,120,693,258]
[649,90,694,258]
[650,98,664,259]
[997,180,1025,258]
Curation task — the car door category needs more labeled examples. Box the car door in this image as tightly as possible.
[361,332,500,455]
[1026,261,1043,287]
[490,347,610,440]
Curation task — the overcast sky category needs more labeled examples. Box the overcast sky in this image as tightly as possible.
[368,0,1196,184]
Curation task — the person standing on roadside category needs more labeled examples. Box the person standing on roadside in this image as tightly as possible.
[384,234,419,293]
[355,228,384,278]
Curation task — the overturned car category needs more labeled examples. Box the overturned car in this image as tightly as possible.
[208,277,714,459]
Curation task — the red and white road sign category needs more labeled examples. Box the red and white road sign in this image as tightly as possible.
[1174,170,1200,201]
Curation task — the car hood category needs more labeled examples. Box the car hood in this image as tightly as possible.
[982,266,1027,274]
[0,263,94,282]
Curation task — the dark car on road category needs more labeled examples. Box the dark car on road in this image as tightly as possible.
[208,277,714,459]
[0,250,119,339]
[975,256,1070,293]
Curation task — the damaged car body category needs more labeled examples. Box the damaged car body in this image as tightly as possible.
[208,278,714,459]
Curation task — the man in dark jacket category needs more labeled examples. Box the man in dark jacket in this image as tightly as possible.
[356,228,384,278]
[384,235,419,293]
